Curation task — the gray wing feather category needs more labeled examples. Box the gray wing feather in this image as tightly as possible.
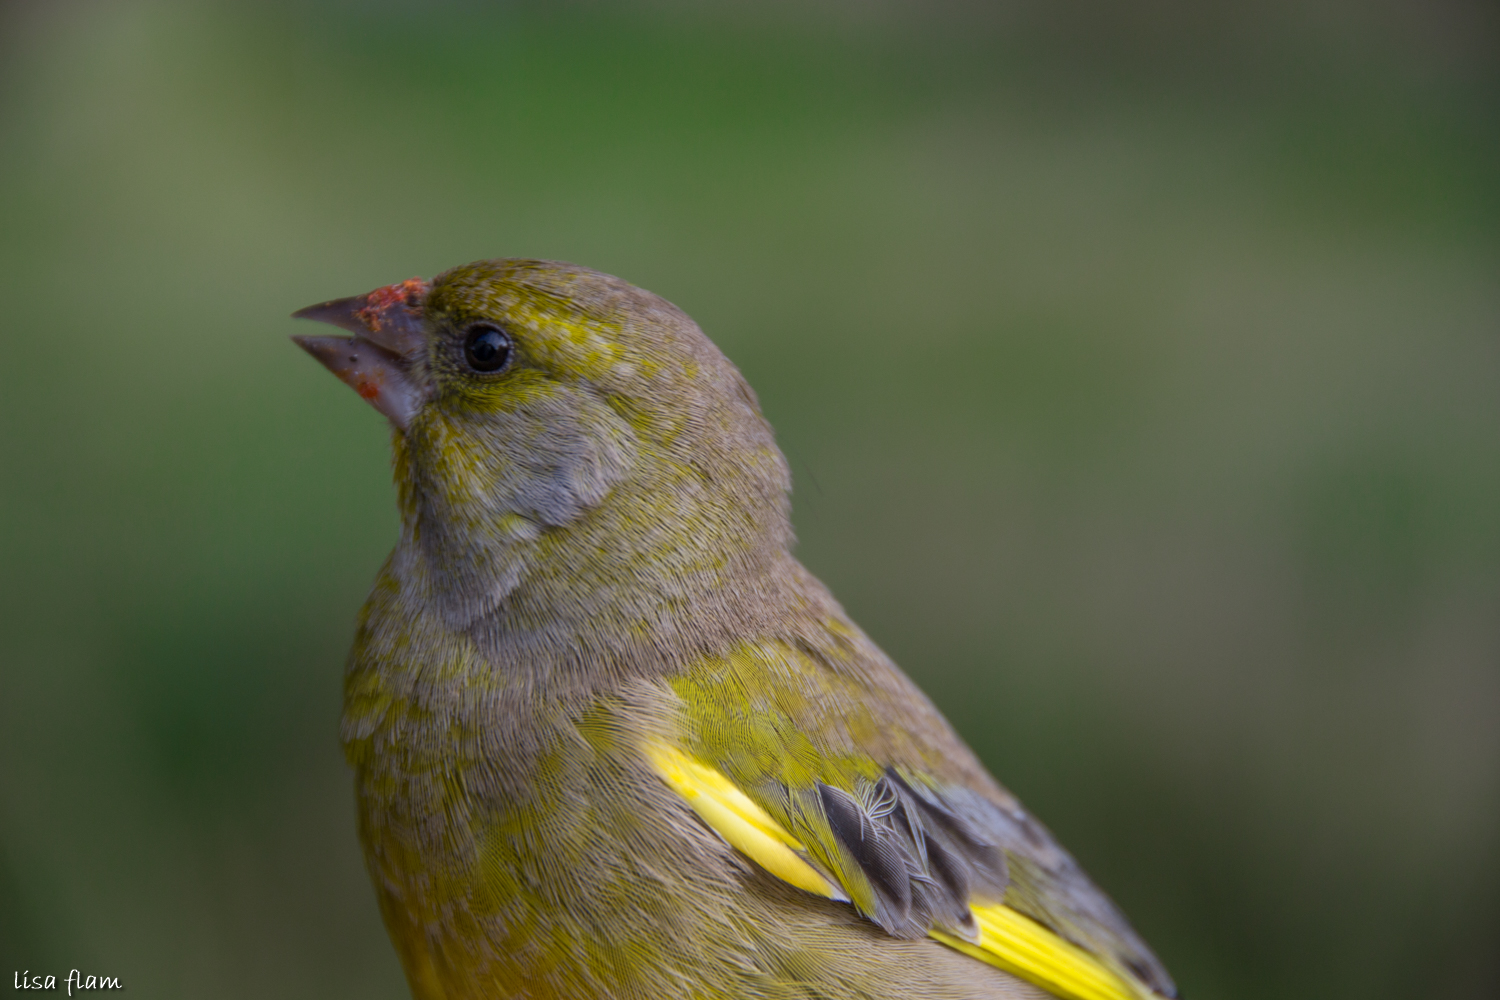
[806,769,1177,998]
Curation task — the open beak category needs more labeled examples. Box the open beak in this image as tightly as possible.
[291,277,430,429]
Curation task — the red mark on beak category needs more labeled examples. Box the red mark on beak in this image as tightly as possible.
[356,381,381,402]
[356,277,430,332]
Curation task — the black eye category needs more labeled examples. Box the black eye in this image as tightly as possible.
[463,324,512,373]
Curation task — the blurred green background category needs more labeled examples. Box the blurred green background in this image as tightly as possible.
[1,1,1496,997]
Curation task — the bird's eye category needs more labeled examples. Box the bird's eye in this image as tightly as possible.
[463,324,512,373]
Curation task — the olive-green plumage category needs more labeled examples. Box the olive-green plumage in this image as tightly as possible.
[292,259,1176,1000]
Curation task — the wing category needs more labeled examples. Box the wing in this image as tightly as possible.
[655,636,1177,1000]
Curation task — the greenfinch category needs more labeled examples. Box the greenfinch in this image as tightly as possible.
[292,260,1176,1000]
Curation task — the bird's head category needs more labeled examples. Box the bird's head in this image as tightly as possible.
[294,259,792,635]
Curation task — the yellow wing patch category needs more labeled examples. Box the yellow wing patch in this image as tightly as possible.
[932,905,1148,1000]
[646,743,845,901]
[646,744,1152,1000]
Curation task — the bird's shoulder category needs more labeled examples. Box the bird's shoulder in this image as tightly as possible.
[656,607,1176,999]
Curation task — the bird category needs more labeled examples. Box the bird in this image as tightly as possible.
[291,259,1177,1000]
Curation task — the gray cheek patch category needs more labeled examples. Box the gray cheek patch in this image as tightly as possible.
[410,385,639,627]
[493,390,636,528]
